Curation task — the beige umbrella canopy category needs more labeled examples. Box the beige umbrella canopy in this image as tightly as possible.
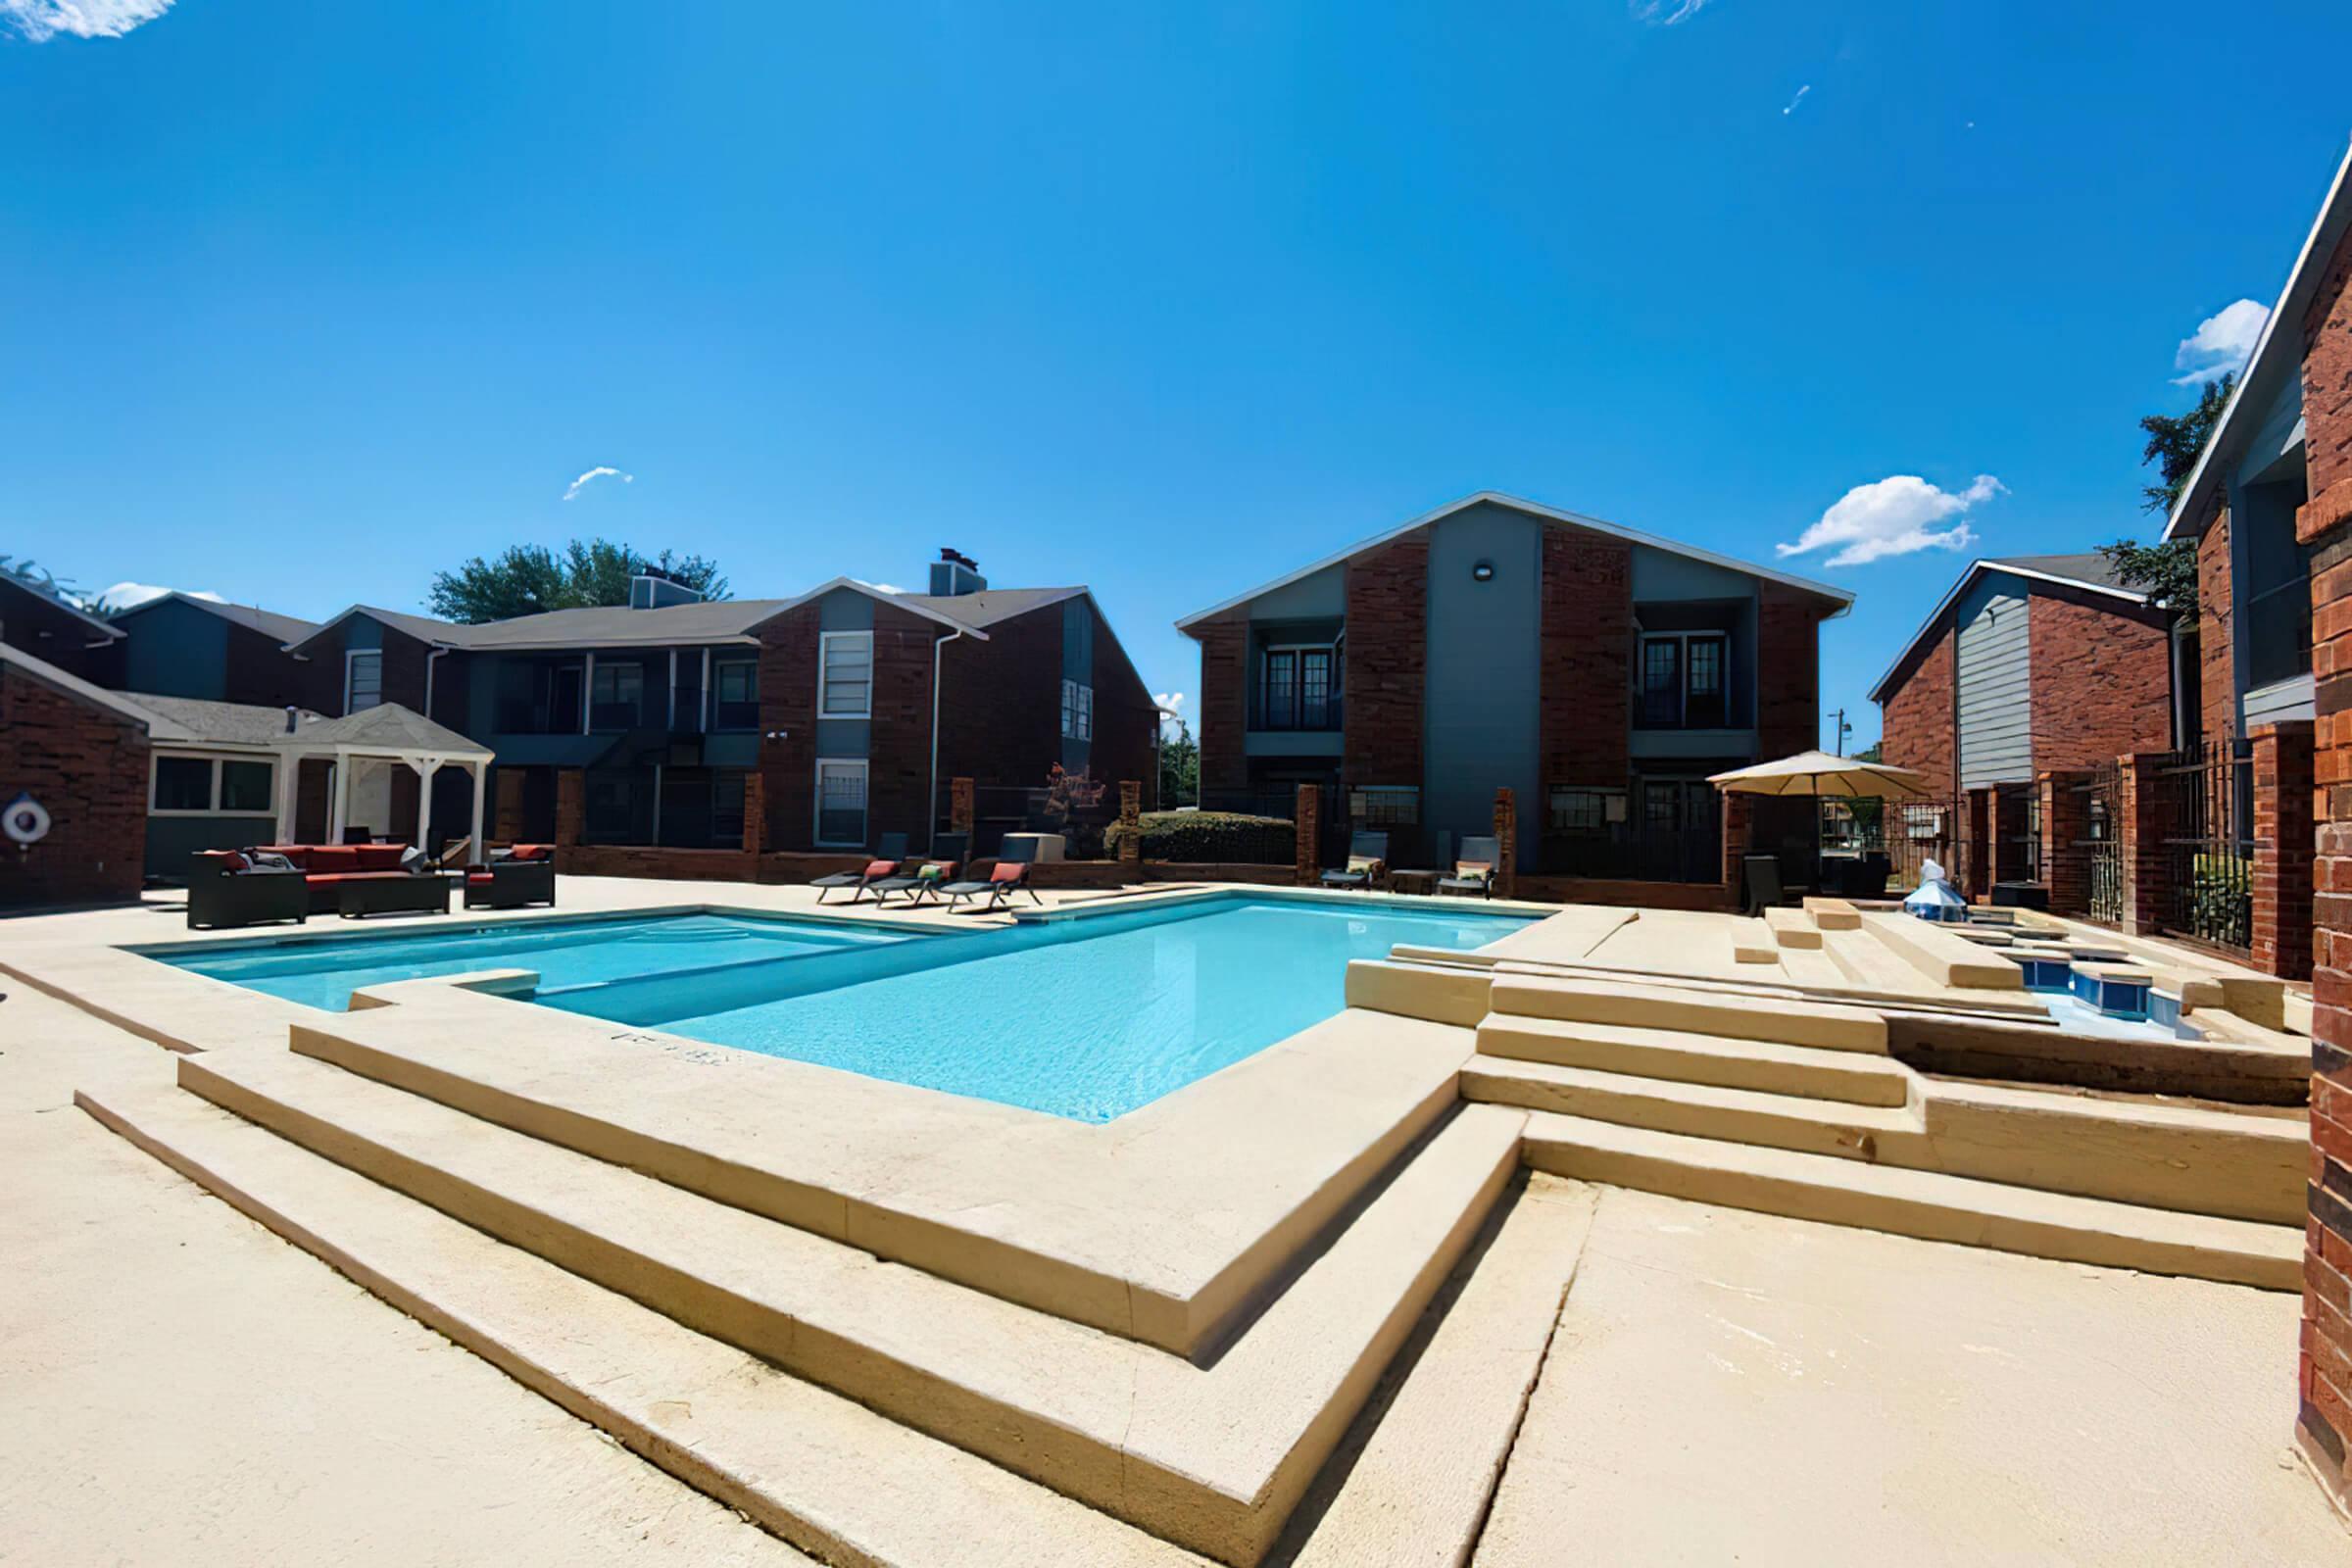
[1707,751,1933,800]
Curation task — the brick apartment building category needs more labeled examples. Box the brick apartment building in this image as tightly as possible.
[1176,492,1849,885]
[1871,554,2178,796]
[0,568,126,686]
[2155,137,2352,1513]
[279,554,1157,860]
[0,641,153,908]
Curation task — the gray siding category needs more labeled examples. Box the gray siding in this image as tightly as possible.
[1955,578,2031,788]
[1422,505,1541,870]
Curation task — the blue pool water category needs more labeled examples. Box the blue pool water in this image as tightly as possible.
[159,912,921,1012]
[151,895,1533,1120]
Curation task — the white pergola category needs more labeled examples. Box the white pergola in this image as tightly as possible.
[272,704,494,861]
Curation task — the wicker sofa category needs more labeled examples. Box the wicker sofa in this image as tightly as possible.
[463,844,557,910]
[186,852,310,930]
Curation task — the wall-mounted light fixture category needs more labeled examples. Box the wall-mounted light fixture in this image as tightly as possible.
[1471,560,1495,582]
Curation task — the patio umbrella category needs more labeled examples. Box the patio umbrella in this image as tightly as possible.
[1707,752,1934,899]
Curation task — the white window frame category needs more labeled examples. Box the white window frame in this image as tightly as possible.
[343,648,384,714]
[812,757,869,848]
[149,751,279,818]
[818,630,874,719]
[1060,678,1094,741]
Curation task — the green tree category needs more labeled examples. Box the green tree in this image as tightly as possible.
[2137,372,2235,515]
[427,539,730,623]
[1158,718,1200,808]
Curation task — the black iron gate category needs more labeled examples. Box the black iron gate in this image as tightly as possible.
[2153,739,2254,956]
[2076,762,2124,926]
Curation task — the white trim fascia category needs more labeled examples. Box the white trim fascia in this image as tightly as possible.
[817,629,874,720]
[1172,490,1855,632]
[811,755,869,848]
[772,577,995,640]
[342,646,385,714]
[1865,560,2153,704]
[2164,137,2352,544]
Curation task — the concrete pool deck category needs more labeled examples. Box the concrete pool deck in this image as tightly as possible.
[7,981,2342,1564]
[2,877,2337,1561]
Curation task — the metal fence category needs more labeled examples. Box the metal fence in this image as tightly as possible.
[942,783,1121,859]
[1820,795,1967,894]
[2153,739,2255,956]
[1192,786,1314,865]
[2073,762,2124,926]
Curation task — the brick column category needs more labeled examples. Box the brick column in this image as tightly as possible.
[1118,780,1143,869]
[741,770,766,877]
[551,768,584,874]
[2296,225,2352,1502]
[493,768,527,843]
[1964,787,1995,901]
[2248,722,2315,979]
[1721,792,1752,902]
[2038,770,2089,915]
[1294,782,1319,887]
[950,777,974,842]
[2117,755,2170,937]
[1493,787,1517,900]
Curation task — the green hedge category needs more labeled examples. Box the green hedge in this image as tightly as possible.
[1103,809,1295,865]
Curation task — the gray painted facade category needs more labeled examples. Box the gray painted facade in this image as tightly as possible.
[1422,505,1543,863]
[118,597,230,700]
[1955,577,2033,788]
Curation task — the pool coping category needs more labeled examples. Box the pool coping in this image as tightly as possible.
[4,884,1546,1357]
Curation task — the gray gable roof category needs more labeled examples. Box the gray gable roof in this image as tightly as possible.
[886,586,1084,628]
[1983,553,2133,594]
[132,693,323,748]
[116,591,319,644]
[283,703,489,757]
[1867,555,2154,703]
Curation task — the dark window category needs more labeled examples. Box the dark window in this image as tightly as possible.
[1548,788,1619,834]
[1351,785,1419,826]
[1259,645,1340,730]
[1642,781,1683,833]
[1641,639,1682,726]
[712,661,759,729]
[154,756,214,810]
[1262,651,1296,728]
[711,770,748,849]
[590,662,645,731]
[1686,635,1728,727]
[220,760,274,813]
[816,760,867,845]
[585,770,645,841]
[345,651,383,713]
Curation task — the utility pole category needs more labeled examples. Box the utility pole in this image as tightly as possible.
[1828,707,1851,756]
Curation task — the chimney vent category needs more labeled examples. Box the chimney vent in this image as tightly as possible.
[928,548,986,598]
[283,706,298,733]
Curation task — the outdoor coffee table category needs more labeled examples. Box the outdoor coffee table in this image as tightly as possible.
[1386,867,1441,895]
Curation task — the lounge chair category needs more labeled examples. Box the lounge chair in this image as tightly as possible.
[1319,831,1389,890]
[938,858,1042,912]
[869,834,968,906]
[187,851,310,930]
[1436,836,1499,899]
[464,846,556,910]
[812,832,909,904]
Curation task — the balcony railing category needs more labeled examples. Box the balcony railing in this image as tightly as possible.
[1255,696,1343,732]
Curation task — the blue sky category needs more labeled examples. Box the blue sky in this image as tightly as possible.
[5,1,2350,751]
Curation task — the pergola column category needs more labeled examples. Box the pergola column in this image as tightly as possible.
[469,761,488,865]
[409,757,444,852]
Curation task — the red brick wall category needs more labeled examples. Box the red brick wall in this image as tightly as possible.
[222,619,340,712]
[2026,591,2175,772]
[1756,583,1823,760]
[1343,529,1428,789]
[866,605,938,843]
[1878,628,1955,796]
[2200,509,2235,742]
[0,661,149,907]
[755,603,819,851]
[1193,618,1248,793]
[1087,600,1159,810]
[2297,215,2352,1508]
[1539,526,1630,789]
[937,602,1060,794]
[2251,720,2315,979]
[0,578,121,687]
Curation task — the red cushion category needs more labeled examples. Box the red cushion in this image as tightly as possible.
[990,861,1027,883]
[354,845,408,871]
[508,844,553,862]
[306,870,417,886]
[863,859,898,878]
[467,872,495,885]
[220,851,251,873]
[306,846,361,874]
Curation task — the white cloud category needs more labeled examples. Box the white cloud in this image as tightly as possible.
[1782,84,1811,116]
[1630,0,1714,24]
[1777,474,2005,568]
[2172,298,2268,387]
[562,466,633,501]
[1152,691,1186,714]
[1153,692,1188,737]
[1,0,172,41]
[98,581,224,610]
[854,579,908,597]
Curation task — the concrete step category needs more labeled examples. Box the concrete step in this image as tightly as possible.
[1488,974,1888,1054]
[173,1047,1527,1567]
[1518,1109,2300,1292]
[1763,906,1823,949]
[1463,1054,1918,1162]
[74,1079,1209,1568]
[1475,1015,1914,1108]
[1283,1174,1597,1568]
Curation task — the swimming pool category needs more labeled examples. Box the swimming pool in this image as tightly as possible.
[151,894,1536,1120]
